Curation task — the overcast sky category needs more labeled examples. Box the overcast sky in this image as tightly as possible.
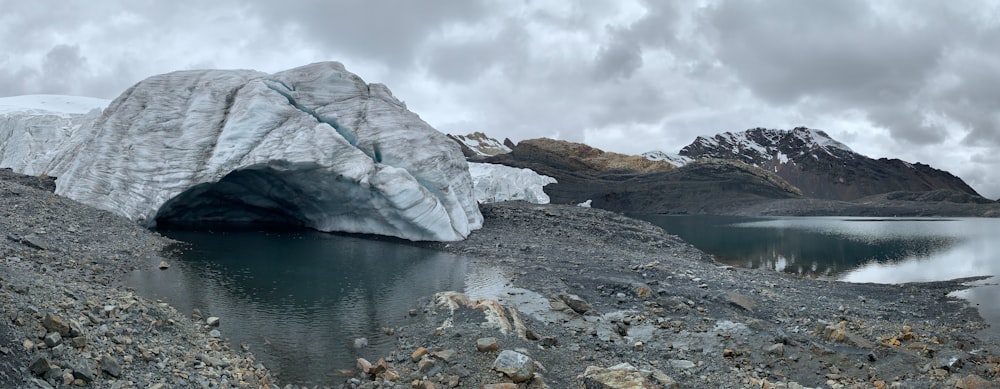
[2,1,999,198]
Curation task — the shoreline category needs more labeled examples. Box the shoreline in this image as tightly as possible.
[1,174,998,388]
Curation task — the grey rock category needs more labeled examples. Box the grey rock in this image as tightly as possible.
[492,350,535,383]
[726,292,755,312]
[766,343,785,357]
[43,332,62,347]
[27,378,54,389]
[71,336,87,349]
[68,319,85,337]
[70,359,96,383]
[559,293,592,314]
[668,359,696,370]
[101,355,122,378]
[209,329,221,338]
[206,316,220,327]
[43,367,63,382]
[29,355,51,376]
[353,337,368,349]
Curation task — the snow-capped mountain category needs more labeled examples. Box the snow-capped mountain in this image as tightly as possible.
[0,62,483,242]
[676,127,979,200]
[447,132,512,157]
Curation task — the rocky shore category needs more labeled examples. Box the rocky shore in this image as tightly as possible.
[2,170,999,388]
[0,172,274,388]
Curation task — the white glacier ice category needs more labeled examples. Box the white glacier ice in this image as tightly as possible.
[0,95,109,175]
[0,62,483,242]
[468,162,556,204]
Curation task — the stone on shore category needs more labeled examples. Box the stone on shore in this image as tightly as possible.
[558,294,592,314]
[100,355,122,378]
[476,337,499,352]
[578,363,679,389]
[43,332,62,347]
[492,350,535,383]
[42,313,70,336]
[29,355,51,376]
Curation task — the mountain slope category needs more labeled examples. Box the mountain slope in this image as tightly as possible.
[678,127,980,200]
[485,139,801,214]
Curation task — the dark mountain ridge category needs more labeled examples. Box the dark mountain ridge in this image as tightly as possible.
[679,127,980,201]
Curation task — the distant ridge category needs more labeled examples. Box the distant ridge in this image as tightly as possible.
[674,127,980,201]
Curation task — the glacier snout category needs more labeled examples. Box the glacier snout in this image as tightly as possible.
[2,62,483,242]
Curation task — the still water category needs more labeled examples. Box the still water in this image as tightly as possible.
[637,215,1000,334]
[127,230,472,385]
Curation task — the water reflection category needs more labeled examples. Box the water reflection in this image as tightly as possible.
[637,215,1000,336]
[127,230,470,385]
[636,215,961,278]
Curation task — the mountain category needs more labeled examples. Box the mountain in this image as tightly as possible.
[447,132,512,158]
[677,127,980,200]
[507,138,677,173]
[484,138,801,214]
[0,62,482,242]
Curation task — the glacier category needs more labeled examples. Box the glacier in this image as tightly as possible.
[468,162,556,204]
[0,62,483,242]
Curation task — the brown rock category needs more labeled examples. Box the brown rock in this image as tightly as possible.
[635,285,652,298]
[43,313,70,336]
[482,384,518,389]
[411,346,427,362]
[476,337,499,352]
[158,260,169,270]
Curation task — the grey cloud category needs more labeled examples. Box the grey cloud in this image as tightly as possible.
[422,19,530,84]
[702,0,943,104]
[867,107,947,145]
[591,1,679,81]
[593,27,644,80]
[249,0,489,68]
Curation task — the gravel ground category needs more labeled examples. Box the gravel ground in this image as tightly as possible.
[2,170,998,388]
[0,174,274,388]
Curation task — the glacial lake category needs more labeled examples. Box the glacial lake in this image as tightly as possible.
[127,230,486,385]
[637,215,1000,335]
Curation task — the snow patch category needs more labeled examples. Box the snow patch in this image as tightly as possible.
[642,150,692,167]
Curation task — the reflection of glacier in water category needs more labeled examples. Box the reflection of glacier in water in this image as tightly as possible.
[637,215,1000,336]
[127,230,491,386]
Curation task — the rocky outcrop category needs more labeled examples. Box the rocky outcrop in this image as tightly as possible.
[508,138,676,173]
[679,127,981,201]
[0,62,482,241]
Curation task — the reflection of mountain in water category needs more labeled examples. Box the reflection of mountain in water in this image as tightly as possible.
[127,231,469,385]
[637,215,959,278]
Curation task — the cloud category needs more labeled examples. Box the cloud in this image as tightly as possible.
[0,0,998,197]
[249,0,490,69]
